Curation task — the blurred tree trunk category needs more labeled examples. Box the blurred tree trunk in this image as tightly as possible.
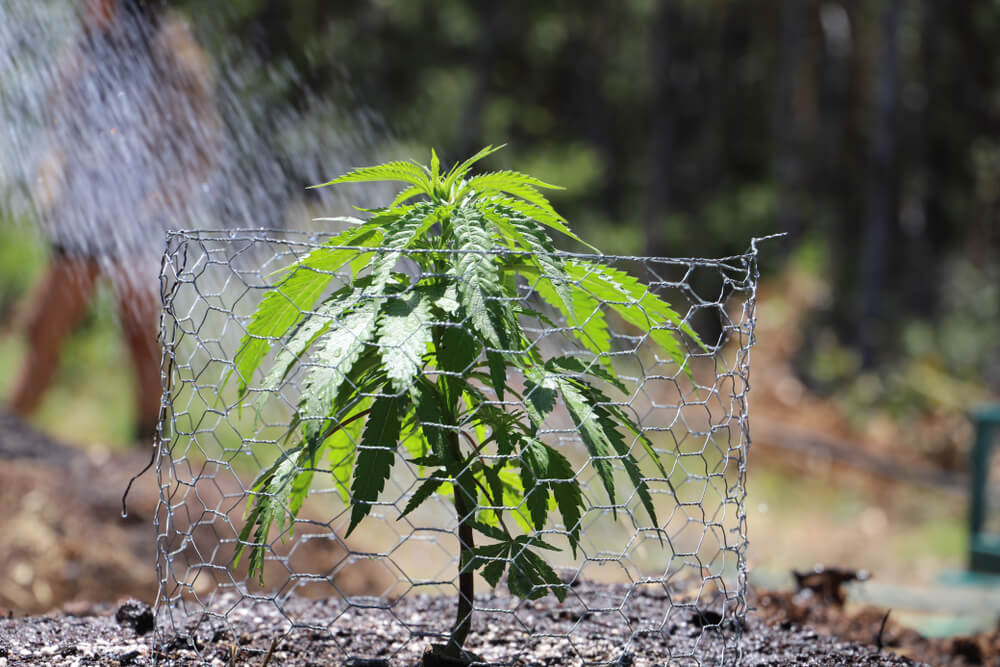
[772,0,808,255]
[570,4,621,218]
[859,0,904,369]
[819,1,866,344]
[457,3,503,158]
[643,1,676,257]
[907,0,940,319]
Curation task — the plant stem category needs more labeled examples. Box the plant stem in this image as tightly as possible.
[446,431,475,658]
[460,430,513,537]
[316,407,372,443]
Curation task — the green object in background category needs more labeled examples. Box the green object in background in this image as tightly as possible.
[969,404,1000,574]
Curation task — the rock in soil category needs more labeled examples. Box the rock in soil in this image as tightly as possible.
[421,643,486,666]
[115,599,154,636]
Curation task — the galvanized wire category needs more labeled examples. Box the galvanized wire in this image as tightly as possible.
[153,229,760,666]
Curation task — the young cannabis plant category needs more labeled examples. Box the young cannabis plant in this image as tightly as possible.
[231,146,701,660]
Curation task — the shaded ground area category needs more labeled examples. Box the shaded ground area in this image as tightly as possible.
[1,584,921,666]
[0,411,159,613]
[0,411,392,616]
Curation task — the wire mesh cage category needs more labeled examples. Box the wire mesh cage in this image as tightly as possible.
[153,229,759,666]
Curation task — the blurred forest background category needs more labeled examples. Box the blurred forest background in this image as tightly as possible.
[1,0,999,609]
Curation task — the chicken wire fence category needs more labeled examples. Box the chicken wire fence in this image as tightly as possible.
[153,229,760,666]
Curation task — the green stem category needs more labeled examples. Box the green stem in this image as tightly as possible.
[461,431,513,537]
[446,430,475,658]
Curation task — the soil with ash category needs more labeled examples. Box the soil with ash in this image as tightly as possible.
[2,583,921,667]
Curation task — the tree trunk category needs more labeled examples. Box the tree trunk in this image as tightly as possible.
[859,0,904,368]
[643,1,675,258]
[772,0,808,255]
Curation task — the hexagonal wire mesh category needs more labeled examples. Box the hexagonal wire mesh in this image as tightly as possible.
[153,229,763,666]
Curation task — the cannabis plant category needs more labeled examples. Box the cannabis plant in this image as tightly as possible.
[231,147,700,661]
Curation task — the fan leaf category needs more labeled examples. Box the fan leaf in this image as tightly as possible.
[346,394,405,536]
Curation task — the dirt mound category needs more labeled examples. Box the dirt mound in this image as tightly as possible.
[755,585,998,666]
[0,411,392,615]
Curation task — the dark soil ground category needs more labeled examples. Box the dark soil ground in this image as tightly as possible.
[1,583,921,667]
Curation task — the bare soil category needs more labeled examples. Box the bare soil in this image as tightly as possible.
[753,586,999,667]
[0,411,392,616]
[1,585,924,666]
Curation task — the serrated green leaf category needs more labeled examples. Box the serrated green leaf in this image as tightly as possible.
[474,202,524,250]
[567,261,703,370]
[377,289,433,393]
[312,160,431,191]
[483,197,595,251]
[486,351,507,402]
[517,534,561,552]
[470,541,510,590]
[442,144,505,192]
[520,439,550,531]
[463,170,564,220]
[520,549,566,602]
[433,283,460,315]
[507,543,557,600]
[398,474,446,519]
[533,276,613,368]
[322,405,367,505]
[429,148,440,183]
[233,451,304,582]
[517,464,543,533]
[407,454,443,467]
[346,394,404,536]
[261,283,365,395]
[389,185,425,210]
[480,550,510,588]
[554,375,618,514]
[503,238,616,381]
[546,355,626,394]
[520,440,549,482]
[367,203,439,282]
[450,207,504,346]
[506,556,535,599]
[467,169,564,193]
[504,217,589,344]
[544,444,583,557]
[470,520,509,542]
[593,403,658,528]
[573,374,667,480]
[411,381,465,480]
[232,225,380,398]
[522,368,558,432]
[435,323,481,375]
[299,300,381,442]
